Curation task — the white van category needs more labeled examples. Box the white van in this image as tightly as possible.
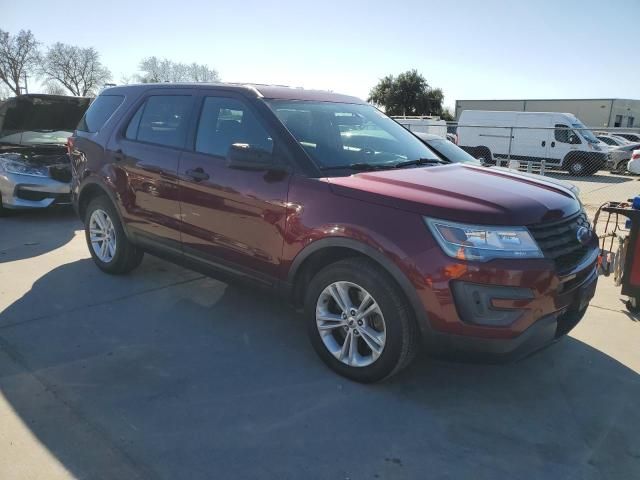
[456,111,609,175]
[392,116,447,138]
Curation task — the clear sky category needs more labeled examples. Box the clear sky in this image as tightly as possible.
[2,0,639,108]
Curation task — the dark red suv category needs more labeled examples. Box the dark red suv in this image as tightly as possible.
[70,83,598,382]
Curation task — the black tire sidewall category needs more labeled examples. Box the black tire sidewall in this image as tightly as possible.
[304,260,411,383]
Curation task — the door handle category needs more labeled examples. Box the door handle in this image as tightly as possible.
[113,149,124,161]
[541,141,546,147]
[186,167,210,182]
[551,141,556,147]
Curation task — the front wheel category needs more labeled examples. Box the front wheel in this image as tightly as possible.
[304,257,418,383]
[84,195,143,274]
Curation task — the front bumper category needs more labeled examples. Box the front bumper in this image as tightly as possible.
[414,244,599,361]
[0,171,71,210]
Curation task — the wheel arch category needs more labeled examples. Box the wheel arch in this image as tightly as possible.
[77,179,123,225]
[286,237,431,335]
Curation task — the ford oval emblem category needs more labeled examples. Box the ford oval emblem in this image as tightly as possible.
[576,226,593,246]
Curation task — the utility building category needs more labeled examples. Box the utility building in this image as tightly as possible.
[455,98,640,128]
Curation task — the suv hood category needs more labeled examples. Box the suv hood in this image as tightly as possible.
[325,164,580,226]
[0,94,91,146]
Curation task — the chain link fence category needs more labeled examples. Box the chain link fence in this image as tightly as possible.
[396,117,640,220]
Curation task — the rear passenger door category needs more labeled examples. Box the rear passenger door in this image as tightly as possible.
[108,90,196,249]
[177,92,291,282]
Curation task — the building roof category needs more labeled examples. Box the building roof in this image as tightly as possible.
[456,98,638,103]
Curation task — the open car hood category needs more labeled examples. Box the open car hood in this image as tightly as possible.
[0,94,91,144]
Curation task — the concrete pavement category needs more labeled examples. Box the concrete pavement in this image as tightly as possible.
[0,209,639,480]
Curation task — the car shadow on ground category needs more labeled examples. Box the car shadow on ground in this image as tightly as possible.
[0,207,80,263]
[0,258,639,479]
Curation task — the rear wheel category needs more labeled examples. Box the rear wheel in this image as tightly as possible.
[84,195,143,274]
[304,257,418,383]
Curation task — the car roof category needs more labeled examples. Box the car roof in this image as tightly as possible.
[100,83,366,104]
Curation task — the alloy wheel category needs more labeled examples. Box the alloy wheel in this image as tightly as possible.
[315,281,386,367]
[89,209,117,263]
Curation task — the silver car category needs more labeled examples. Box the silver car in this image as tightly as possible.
[0,94,90,215]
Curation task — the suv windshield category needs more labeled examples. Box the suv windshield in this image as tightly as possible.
[265,100,440,170]
[571,121,599,144]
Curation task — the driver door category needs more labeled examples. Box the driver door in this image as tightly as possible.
[177,93,291,283]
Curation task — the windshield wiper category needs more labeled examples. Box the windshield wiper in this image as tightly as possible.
[319,162,396,172]
[393,158,449,168]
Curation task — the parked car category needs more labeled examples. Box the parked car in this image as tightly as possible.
[612,132,640,143]
[596,134,630,147]
[607,142,640,172]
[627,149,640,175]
[457,110,608,175]
[414,132,581,198]
[70,84,599,382]
[0,94,91,214]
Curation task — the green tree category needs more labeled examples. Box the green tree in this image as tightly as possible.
[368,70,446,117]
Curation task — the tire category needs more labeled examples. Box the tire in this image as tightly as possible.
[475,146,492,163]
[84,195,143,274]
[304,257,418,383]
[567,158,588,176]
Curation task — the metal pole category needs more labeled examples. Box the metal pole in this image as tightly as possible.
[540,160,546,176]
[505,126,514,169]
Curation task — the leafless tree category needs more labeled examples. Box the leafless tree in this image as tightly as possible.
[0,29,40,95]
[137,57,219,83]
[0,84,11,101]
[40,43,111,96]
[44,81,67,95]
[188,62,219,82]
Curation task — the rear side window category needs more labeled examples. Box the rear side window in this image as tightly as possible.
[126,95,193,148]
[195,97,273,157]
[77,95,124,133]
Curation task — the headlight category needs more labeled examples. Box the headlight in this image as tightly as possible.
[0,159,49,177]
[425,218,543,261]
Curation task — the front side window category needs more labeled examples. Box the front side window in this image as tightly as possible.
[78,95,124,133]
[195,97,273,157]
[555,124,581,144]
[125,95,193,148]
[265,100,440,169]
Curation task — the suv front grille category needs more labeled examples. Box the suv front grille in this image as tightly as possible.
[528,211,591,272]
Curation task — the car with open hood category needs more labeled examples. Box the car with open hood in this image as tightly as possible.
[70,84,599,382]
[0,94,91,214]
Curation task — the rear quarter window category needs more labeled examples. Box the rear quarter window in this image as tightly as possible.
[77,95,124,133]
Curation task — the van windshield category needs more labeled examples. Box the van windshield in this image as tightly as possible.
[264,100,440,170]
[572,121,598,144]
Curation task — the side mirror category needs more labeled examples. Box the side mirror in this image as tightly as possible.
[569,134,581,145]
[226,143,274,170]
